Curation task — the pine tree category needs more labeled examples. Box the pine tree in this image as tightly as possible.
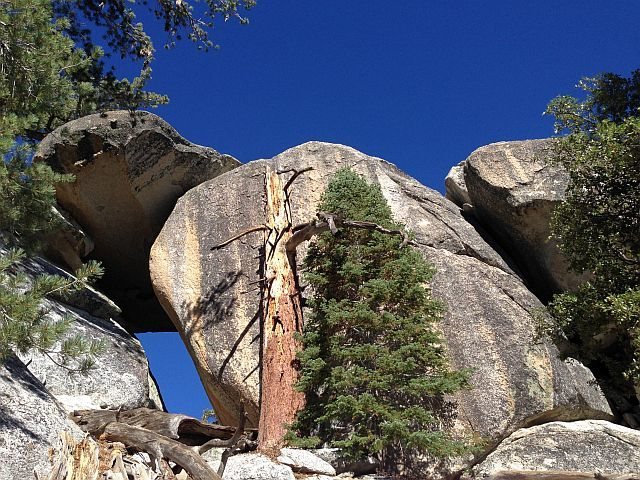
[0,0,168,147]
[544,72,640,397]
[0,145,105,372]
[290,169,471,474]
[0,247,105,372]
[0,0,258,375]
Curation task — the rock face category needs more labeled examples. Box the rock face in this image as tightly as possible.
[472,420,640,478]
[150,141,611,440]
[444,160,471,206]
[36,110,240,331]
[44,206,95,271]
[7,245,163,413]
[462,139,587,300]
[18,300,162,412]
[0,355,83,480]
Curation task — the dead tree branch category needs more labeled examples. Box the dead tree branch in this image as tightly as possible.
[103,422,223,480]
[287,212,414,252]
[278,166,314,191]
[197,402,247,455]
[210,225,269,250]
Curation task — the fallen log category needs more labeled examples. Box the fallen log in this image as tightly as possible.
[103,422,222,480]
[72,407,256,445]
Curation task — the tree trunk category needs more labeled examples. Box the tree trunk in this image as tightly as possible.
[257,167,305,453]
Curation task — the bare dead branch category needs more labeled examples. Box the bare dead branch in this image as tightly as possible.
[342,219,413,248]
[210,225,269,251]
[287,213,414,252]
[103,422,223,480]
[198,402,247,455]
[277,166,314,191]
[287,219,331,252]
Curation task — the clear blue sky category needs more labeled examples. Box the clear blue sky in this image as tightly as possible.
[136,1,640,419]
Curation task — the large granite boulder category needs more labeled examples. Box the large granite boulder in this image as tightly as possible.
[6,245,163,412]
[150,141,611,441]
[471,420,640,478]
[35,110,240,331]
[461,140,588,300]
[0,355,83,480]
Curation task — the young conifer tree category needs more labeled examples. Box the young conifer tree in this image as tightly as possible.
[0,146,104,372]
[291,169,471,474]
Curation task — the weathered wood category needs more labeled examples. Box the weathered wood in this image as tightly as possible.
[257,166,306,452]
[46,430,165,480]
[46,431,100,480]
[103,422,223,480]
[198,401,246,455]
[97,441,129,480]
[72,407,251,445]
[287,213,414,252]
[71,409,117,435]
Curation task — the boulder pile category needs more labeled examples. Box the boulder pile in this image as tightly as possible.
[2,113,637,479]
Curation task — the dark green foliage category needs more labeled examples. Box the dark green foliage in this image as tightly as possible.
[0,145,105,372]
[0,0,168,147]
[0,0,256,371]
[57,0,256,56]
[0,247,105,373]
[290,169,471,474]
[544,71,640,394]
[2,0,255,144]
[0,145,73,249]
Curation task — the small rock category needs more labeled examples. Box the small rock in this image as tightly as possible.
[311,448,378,475]
[278,448,336,475]
[223,453,295,480]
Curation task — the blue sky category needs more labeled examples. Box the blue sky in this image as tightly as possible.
[136,1,640,419]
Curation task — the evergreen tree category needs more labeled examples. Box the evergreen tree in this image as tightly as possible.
[543,71,640,398]
[0,145,72,249]
[0,247,105,372]
[0,0,256,370]
[0,0,168,147]
[1,0,255,144]
[290,169,471,474]
[0,145,104,371]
